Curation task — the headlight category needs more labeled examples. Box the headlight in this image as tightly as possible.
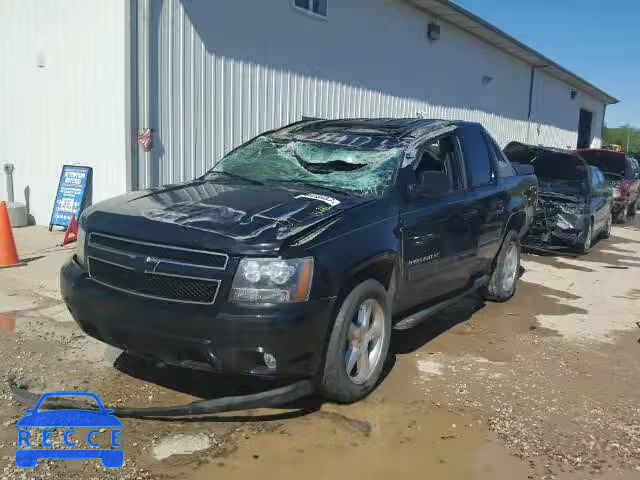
[555,214,575,230]
[76,221,87,268]
[611,187,621,198]
[230,257,313,304]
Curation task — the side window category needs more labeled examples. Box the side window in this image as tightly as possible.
[459,127,495,187]
[595,169,607,191]
[630,159,640,179]
[485,134,516,177]
[413,134,466,193]
[590,168,601,190]
[623,157,635,179]
[600,170,608,189]
[293,0,327,17]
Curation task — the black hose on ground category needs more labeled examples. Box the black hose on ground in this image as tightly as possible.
[522,244,579,257]
[8,378,315,419]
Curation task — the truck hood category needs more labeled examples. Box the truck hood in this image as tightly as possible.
[84,180,369,254]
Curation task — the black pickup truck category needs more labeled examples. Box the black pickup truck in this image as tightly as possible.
[61,118,537,402]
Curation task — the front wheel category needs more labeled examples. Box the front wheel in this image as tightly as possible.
[614,208,626,224]
[628,201,637,217]
[601,213,612,239]
[320,279,391,403]
[577,220,593,254]
[484,230,521,302]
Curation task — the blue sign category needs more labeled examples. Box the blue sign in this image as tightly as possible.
[15,391,124,469]
[49,165,92,230]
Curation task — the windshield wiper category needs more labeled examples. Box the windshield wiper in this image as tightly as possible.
[204,171,265,185]
[268,179,351,196]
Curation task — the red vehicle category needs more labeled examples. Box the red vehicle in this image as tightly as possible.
[576,149,640,223]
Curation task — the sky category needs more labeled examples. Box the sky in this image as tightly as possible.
[455,0,639,128]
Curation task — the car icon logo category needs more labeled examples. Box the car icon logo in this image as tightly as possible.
[15,391,124,469]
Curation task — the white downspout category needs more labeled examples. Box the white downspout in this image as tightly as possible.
[139,0,151,188]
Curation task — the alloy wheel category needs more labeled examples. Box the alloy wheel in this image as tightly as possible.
[345,299,386,385]
[583,223,592,252]
[501,241,519,292]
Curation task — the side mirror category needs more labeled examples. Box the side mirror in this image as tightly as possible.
[408,171,451,198]
[513,163,535,176]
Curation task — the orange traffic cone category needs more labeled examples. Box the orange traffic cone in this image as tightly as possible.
[61,215,79,246]
[0,312,15,332]
[0,201,20,267]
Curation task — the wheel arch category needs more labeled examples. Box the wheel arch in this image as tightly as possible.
[317,250,401,388]
[504,209,528,238]
[341,251,400,298]
[317,251,399,377]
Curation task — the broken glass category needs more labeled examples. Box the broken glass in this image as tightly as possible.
[207,136,403,198]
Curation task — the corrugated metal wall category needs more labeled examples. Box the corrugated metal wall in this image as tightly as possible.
[141,0,605,189]
[530,69,604,149]
[0,0,128,225]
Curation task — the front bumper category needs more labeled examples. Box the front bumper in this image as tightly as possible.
[523,211,587,250]
[61,257,335,378]
[523,230,582,251]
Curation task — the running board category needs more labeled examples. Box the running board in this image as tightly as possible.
[393,275,489,331]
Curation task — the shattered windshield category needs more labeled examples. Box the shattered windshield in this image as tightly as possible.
[206,136,403,198]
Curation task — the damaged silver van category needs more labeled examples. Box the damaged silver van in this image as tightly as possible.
[504,142,613,254]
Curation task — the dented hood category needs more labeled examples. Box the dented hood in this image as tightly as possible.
[83,180,368,254]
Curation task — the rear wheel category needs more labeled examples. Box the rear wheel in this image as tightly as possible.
[614,208,626,224]
[484,230,521,302]
[320,279,391,403]
[577,219,593,254]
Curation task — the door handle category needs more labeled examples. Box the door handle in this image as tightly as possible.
[409,233,438,245]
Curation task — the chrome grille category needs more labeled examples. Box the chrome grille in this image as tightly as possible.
[88,258,220,304]
[87,233,227,304]
[89,233,228,269]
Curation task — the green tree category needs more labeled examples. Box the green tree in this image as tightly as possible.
[603,125,640,154]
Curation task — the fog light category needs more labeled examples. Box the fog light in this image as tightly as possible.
[263,352,277,370]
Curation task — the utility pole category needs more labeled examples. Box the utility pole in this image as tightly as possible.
[626,127,631,152]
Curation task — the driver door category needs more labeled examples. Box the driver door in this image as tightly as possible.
[397,132,477,312]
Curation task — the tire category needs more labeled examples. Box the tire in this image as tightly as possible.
[628,201,637,217]
[614,208,626,224]
[320,279,391,403]
[484,230,521,302]
[577,219,593,254]
[601,212,612,239]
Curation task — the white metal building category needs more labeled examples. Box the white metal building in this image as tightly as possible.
[0,0,618,226]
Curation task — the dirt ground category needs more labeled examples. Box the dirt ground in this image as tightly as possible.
[1,216,639,480]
